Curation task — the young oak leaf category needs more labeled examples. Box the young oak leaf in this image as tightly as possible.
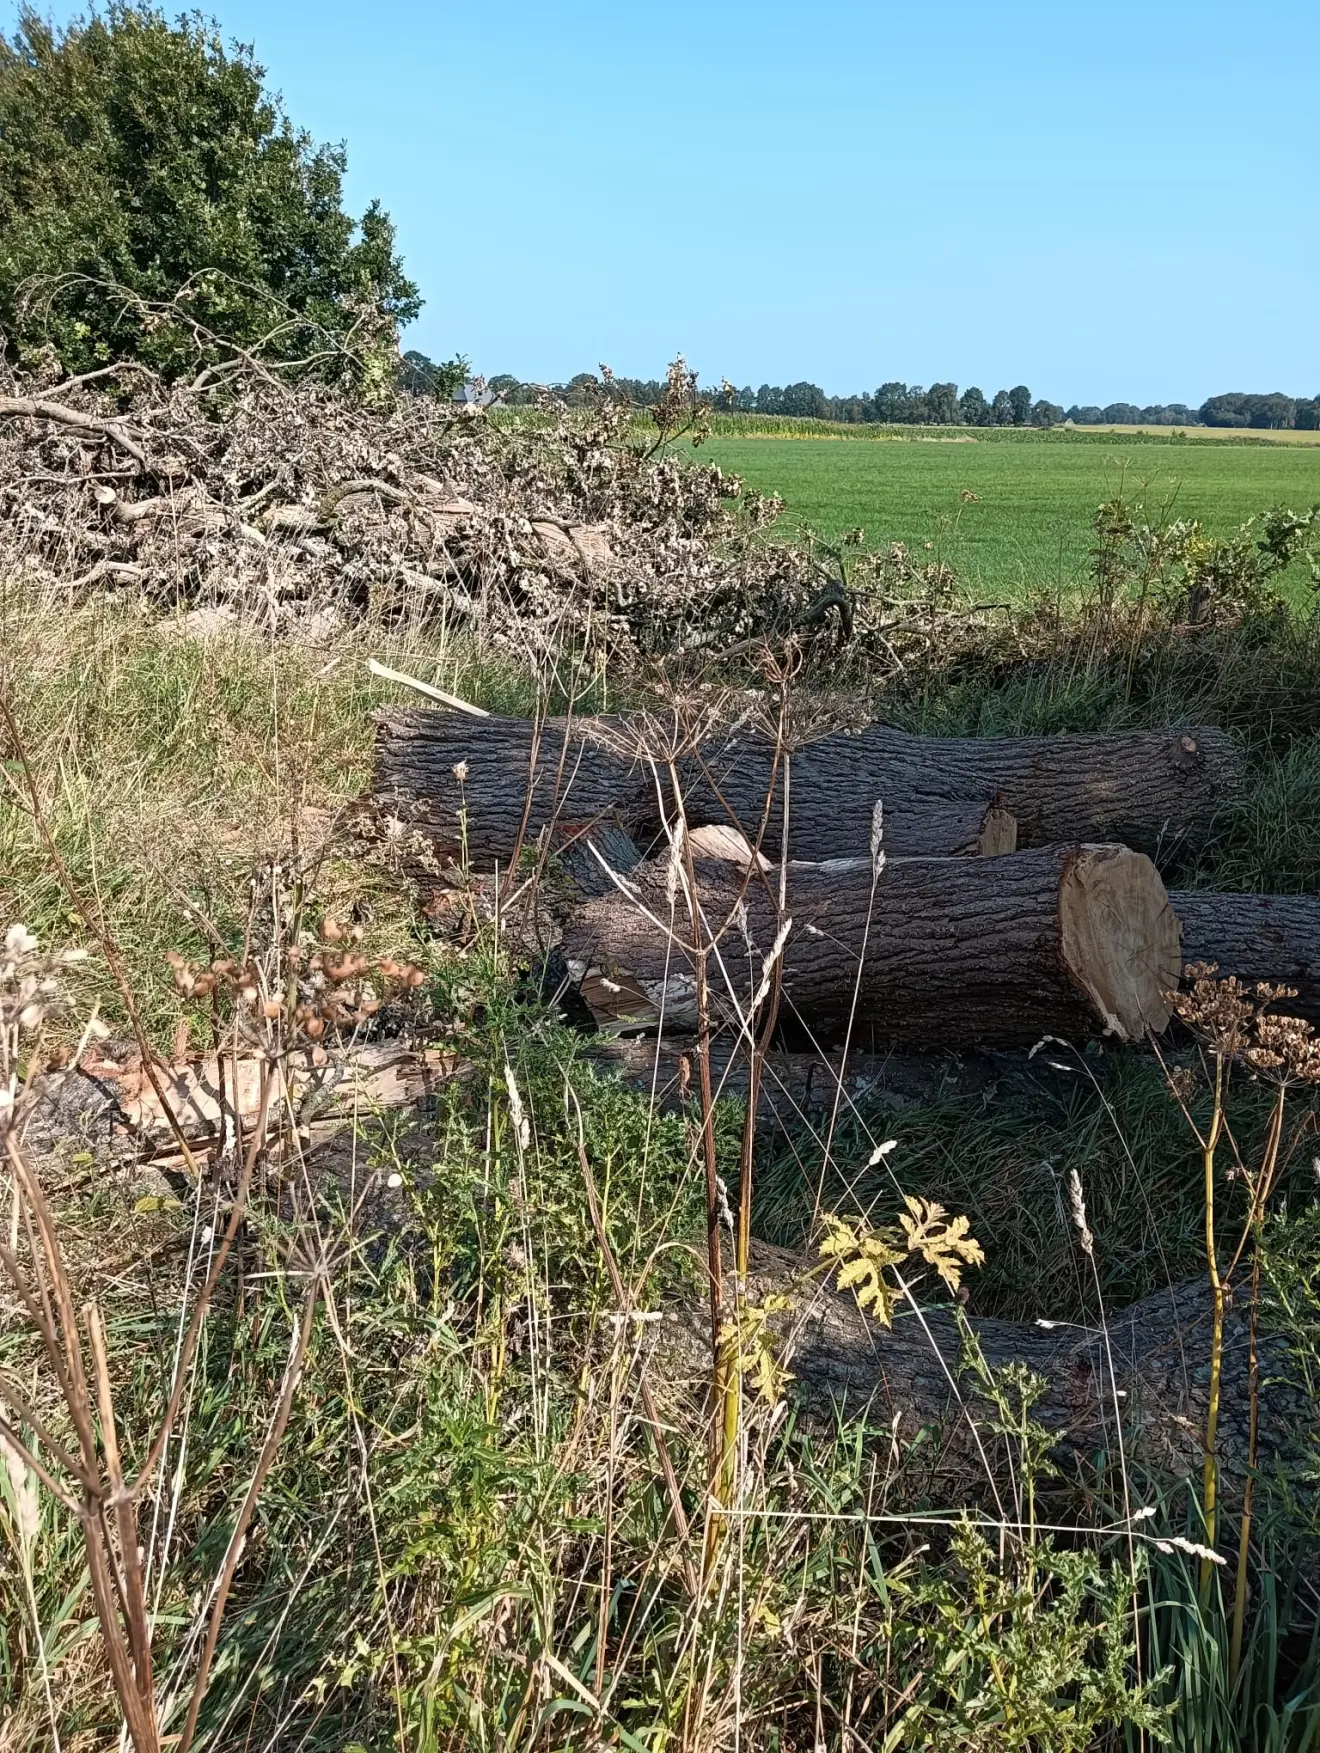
[819,1214,906,1325]
[899,1196,985,1293]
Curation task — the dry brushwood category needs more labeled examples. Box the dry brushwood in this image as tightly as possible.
[1171,891,1320,1023]
[562,843,1180,1047]
[0,359,979,665]
[371,708,1240,870]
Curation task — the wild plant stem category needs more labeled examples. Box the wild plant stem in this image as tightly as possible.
[569,1093,698,1599]
[1230,1247,1262,1684]
[174,1276,319,1753]
[1201,1053,1226,1607]
[666,761,727,1539]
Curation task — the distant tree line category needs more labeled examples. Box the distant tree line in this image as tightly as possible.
[404,356,1320,432]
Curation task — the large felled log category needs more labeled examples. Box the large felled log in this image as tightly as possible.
[656,1243,1308,1492]
[678,720,1244,863]
[372,709,1239,868]
[589,1035,1001,1120]
[563,844,1180,1046]
[373,710,642,867]
[1172,891,1320,1022]
[372,710,1017,864]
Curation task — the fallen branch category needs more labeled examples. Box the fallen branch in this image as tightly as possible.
[0,395,149,469]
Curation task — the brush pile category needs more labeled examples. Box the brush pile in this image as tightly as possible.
[0,359,978,666]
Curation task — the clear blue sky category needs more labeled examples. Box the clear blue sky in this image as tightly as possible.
[10,0,1319,404]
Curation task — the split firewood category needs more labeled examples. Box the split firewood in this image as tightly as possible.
[562,844,1180,1047]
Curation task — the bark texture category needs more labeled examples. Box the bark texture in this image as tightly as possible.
[1172,891,1320,1022]
[373,709,1236,868]
[373,709,645,867]
[563,845,1180,1047]
[657,1243,1310,1492]
[589,1036,1007,1121]
[678,721,1243,863]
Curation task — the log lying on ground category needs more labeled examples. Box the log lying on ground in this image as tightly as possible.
[656,1243,1308,1492]
[373,709,643,867]
[371,709,1036,865]
[563,844,1180,1047]
[1171,891,1320,1022]
[25,1042,467,1158]
[679,720,1244,862]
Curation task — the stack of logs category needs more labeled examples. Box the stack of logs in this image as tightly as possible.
[362,705,1320,1476]
[372,707,1320,1045]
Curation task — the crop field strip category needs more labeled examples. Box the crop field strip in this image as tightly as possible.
[701,429,1320,599]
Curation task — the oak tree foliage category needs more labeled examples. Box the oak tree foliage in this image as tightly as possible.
[0,4,421,378]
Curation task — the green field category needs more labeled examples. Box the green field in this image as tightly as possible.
[702,432,1320,599]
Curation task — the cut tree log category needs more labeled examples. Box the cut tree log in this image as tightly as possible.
[373,710,642,867]
[34,1042,468,1152]
[655,1242,1309,1493]
[562,844,1180,1047]
[1171,890,1320,1022]
[372,710,1018,865]
[677,720,1244,863]
[371,709,1240,870]
[589,1034,1000,1121]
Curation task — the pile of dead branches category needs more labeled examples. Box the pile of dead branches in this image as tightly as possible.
[0,356,994,668]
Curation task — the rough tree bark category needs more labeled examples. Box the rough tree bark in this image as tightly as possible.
[1172,891,1320,1022]
[677,720,1244,863]
[371,710,1018,865]
[655,1243,1309,1494]
[373,709,644,867]
[373,708,1239,868]
[562,845,1180,1047]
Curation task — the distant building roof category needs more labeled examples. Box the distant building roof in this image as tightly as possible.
[452,380,496,407]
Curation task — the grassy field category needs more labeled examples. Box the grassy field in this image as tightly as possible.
[702,430,1320,598]
[702,415,1320,444]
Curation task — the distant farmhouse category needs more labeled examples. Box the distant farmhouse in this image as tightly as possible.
[452,380,497,407]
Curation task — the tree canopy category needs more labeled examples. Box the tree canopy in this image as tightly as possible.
[0,4,421,378]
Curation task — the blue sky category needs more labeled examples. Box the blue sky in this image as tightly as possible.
[9,0,1318,403]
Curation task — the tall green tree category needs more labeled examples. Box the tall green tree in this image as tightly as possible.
[1008,383,1032,426]
[0,4,421,378]
[926,381,959,424]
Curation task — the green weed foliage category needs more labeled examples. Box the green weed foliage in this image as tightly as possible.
[0,977,1178,1749]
